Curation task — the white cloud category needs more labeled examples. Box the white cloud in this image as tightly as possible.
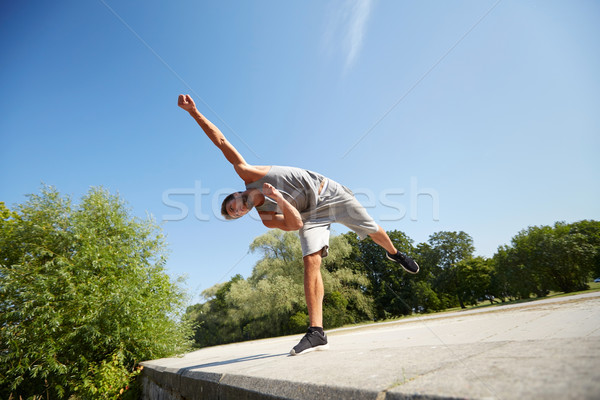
[344,0,373,69]
[323,0,374,72]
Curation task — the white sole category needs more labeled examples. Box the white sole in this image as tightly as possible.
[290,343,329,356]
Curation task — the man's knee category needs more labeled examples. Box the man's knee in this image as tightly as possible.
[303,251,322,269]
[367,225,384,237]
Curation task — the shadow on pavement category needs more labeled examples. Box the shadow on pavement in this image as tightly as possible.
[182,353,289,370]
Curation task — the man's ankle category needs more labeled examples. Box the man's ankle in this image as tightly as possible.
[308,326,324,334]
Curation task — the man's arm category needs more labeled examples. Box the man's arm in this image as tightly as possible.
[178,94,254,180]
[258,183,303,231]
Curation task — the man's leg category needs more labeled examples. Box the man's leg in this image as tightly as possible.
[303,251,324,328]
[316,179,418,274]
[368,225,397,254]
[368,225,419,274]
[290,250,329,355]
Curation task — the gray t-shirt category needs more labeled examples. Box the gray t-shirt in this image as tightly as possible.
[244,166,325,218]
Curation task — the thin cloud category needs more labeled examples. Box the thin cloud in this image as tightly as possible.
[323,0,374,72]
[344,0,373,69]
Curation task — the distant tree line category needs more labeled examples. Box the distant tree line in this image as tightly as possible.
[187,220,600,348]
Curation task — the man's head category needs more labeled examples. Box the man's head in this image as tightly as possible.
[221,191,254,220]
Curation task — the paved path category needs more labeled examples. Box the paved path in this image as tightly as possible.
[141,292,600,399]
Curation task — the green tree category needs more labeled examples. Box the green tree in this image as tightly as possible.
[427,231,475,269]
[491,220,600,299]
[567,220,600,279]
[426,231,475,308]
[187,275,247,347]
[413,242,457,311]
[0,186,192,399]
[492,244,538,300]
[508,222,597,293]
[455,257,494,306]
[342,230,418,318]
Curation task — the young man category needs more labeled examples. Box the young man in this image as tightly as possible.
[178,94,419,355]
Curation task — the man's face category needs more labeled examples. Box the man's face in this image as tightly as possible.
[226,192,253,219]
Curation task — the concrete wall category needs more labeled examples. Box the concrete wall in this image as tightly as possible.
[140,365,383,400]
[141,367,221,400]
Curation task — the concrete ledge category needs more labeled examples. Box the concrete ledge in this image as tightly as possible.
[141,292,600,400]
[141,367,461,400]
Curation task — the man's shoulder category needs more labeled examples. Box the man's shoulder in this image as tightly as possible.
[238,165,272,184]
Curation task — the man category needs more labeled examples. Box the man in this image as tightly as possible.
[178,94,419,356]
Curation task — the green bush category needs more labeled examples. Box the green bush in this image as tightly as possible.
[287,311,309,333]
[0,187,192,399]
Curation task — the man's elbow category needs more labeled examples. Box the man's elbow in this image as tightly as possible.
[215,136,228,149]
[287,220,303,231]
[280,220,303,232]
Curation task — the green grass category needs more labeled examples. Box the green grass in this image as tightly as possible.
[460,280,600,311]
[545,280,600,298]
[338,280,600,329]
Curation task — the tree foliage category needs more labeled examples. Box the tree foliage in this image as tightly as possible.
[455,257,494,306]
[0,187,192,399]
[341,230,418,318]
[186,221,599,349]
[189,230,374,347]
[493,220,599,296]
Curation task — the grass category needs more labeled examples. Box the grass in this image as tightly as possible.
[456,280,600,312]
[543,280,600,298]
[339,280,600,329]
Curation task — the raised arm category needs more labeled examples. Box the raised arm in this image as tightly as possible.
[178,94,247,167]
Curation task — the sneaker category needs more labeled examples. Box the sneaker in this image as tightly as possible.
[386,251,420,274]
[290,329,329,356]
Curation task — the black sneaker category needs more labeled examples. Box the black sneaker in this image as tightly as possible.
[290,329,329,356]
[386,251,420,274]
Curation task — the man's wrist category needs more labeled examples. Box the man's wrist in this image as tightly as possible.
[274,194,286,204]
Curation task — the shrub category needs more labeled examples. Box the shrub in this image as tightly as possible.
[0,187,192,399]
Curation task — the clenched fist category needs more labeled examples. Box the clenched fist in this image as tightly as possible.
[178,94,197,112]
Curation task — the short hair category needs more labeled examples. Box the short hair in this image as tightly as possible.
[221,192,239,220]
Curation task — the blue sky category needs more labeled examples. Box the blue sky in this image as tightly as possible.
[1,0,599,303]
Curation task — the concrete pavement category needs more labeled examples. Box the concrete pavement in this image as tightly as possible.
[141,292,600,399]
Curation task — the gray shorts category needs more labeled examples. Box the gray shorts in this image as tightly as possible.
[299,179,379,258]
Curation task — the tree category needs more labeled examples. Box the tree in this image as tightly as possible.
[426,231,475,308]
[413,242,457,311]
[0,186,192,399]
[506,222,596,294]
[491,220,600,299]
[455,257,494,306]
[187,275,247,348]
[492,244,538,300]
[427,231,475,270]
[342,230,418,318]
[567,220,600,279]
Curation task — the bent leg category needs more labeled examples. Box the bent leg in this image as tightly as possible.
[303,251,324,328]
[370,225,420,274]
[368,225,397,254]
